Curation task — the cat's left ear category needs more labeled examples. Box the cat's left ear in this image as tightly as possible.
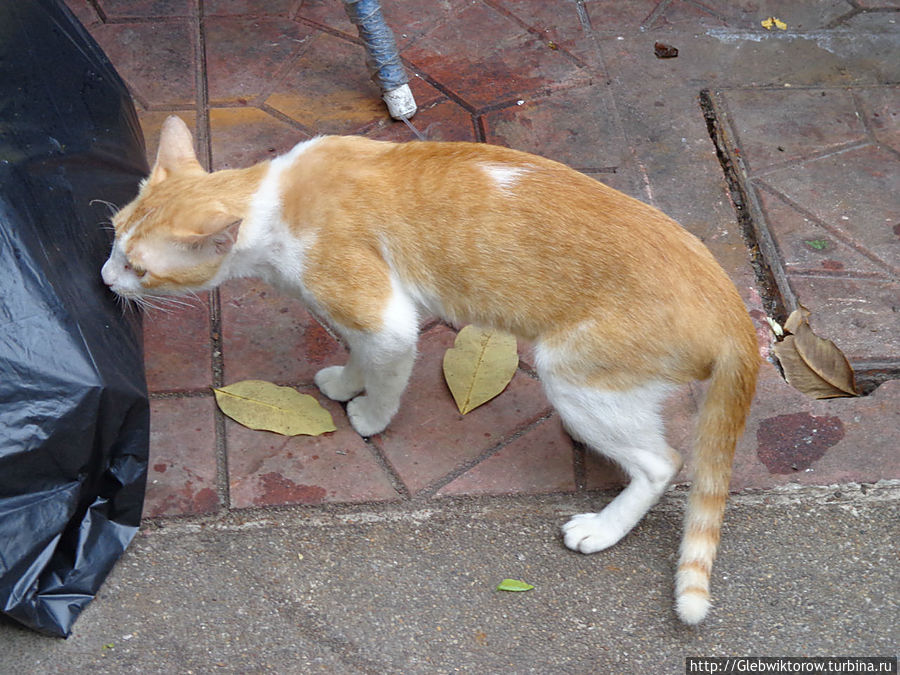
[149,115,203,185]
[180,211,243,255]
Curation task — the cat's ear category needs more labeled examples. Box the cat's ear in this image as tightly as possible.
[148,116,203,185]
[179,211,243,256]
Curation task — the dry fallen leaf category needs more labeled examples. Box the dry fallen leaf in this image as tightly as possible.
[772,308,859,399]
[443,325,518,414]
[213,380,336,435]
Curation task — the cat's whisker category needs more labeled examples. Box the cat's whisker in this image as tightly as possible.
[89,199,120,217]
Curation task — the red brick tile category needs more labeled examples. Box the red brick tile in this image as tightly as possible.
[400,2,590,110]
[204,0,296,16]
[219,278,346,386]
[205,17,317,105]
[97,0,194,18]
[722,89,867,175]
[294,0,355,34]
[785,275,900,364]
[488,0,603,69]
[63,0,101,26]
[436,415,576,497]
[138,110,197,166]
[365,94,476,143]
[264,32,388,133]
[145,397,221,518]
[483,86,630,171]
[226,395,399,507]
[143,295,213,393]
[755,188,887,277]
[90,20,196,108]
[733,363,900,491]
[372,326,552,494]
[209,107,310,170]
[855,87,900,152]
[757,145,899,269]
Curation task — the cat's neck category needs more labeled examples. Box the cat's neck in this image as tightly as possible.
[203,162,272,218]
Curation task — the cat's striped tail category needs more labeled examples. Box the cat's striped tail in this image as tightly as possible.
[675,337,759,624]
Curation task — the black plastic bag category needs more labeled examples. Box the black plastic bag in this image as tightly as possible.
[0,0,150,637]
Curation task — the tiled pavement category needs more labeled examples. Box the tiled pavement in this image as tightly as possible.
[65,0,899,521]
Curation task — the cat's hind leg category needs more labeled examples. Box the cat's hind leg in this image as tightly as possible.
[540,370,682,553]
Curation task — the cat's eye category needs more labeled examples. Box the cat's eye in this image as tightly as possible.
[123,260,148,279]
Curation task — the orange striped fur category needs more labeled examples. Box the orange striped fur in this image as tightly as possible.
[102,116,760,624]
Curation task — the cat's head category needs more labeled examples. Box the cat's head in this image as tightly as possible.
[101,115,242,299]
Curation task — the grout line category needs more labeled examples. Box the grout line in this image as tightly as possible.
[698,88,792,320]
[194,0,231,510]
[413,409,555,500]
[363,439,412,501]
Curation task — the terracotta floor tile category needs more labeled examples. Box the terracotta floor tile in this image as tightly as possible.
[145,397,221,518]
[265,32,390,134]
[205,17,317,105]
[401,2,590,110]
[209,106,311,170]
[436,415,576,497]
[90,20,196,108]
[219,278,346,387]
[372,326,552,495]
[226,395,399,508]
[143,295,213,393]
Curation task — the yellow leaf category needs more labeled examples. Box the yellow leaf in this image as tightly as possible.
[761,16,787,30]
[443,326,518,414]
[213,380,336,436]
[774,17,787,30]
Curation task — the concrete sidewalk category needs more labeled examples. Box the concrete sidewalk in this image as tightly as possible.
[3,0,897,671]
[2,487,897,673]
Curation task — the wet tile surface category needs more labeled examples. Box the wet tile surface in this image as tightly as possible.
[66,0,900,520]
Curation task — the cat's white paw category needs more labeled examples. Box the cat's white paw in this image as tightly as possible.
[315,366,363,402]
[346,396,391,437]
[562,513,627,554]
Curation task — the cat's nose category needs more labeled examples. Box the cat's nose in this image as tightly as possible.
[100,259,117,287]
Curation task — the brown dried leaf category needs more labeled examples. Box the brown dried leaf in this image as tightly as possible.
[783,305,811,334]
[773,321,859,400]
[792,320,859,397]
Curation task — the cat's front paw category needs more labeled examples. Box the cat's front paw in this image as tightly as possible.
[346,396,391,437]
[315,365,364,402]
[562,513,627,554]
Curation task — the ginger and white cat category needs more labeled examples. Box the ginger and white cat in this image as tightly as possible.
[102,115,759,624]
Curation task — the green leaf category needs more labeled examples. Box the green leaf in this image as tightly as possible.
[443,326,518,414]
[496,578,534,592]
[213,380,336,436]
